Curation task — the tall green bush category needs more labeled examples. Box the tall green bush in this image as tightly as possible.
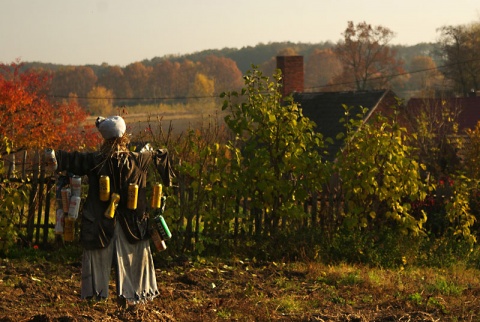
[221,67,327,253]
[332,104,434,265]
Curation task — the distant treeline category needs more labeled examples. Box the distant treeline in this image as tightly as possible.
[19,41,438,112]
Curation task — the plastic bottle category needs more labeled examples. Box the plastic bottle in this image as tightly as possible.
[155,214,172,240]
[68,195,81,219]
[55,208,64,235]
[71,176,82,197]
[149,225,167,251]
[64,217,75,242]
[105,193,120,218]
[99,175,110,201]
[150,183,162,209]
[61,188,71,213]
[127,183,138,210]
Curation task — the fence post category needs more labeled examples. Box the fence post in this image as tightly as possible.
[27,151,40,243]
[42,177,54,246]
[35,182,44,242]
[35,152,47,244]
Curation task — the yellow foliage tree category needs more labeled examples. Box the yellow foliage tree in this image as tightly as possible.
[192,73,214,96]
[87,86,114,116]
[188,73,215,110]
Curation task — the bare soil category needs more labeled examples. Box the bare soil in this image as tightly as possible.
[1,253,479,322]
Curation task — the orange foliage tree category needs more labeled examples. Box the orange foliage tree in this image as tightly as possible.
[407,56,445,97]
[0,61,101,153]
[124,62,152,98]
[97,65,132,99]
[304,48,342,91]
[49,65,97,98]
[199,55,244,93]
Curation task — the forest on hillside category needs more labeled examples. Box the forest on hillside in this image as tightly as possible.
[18,41,438,113]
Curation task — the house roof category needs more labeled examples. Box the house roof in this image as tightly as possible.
[293,90,394,161]
[406,97,480,133]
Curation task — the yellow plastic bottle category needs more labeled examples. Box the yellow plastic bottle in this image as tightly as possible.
[105,193,120,218]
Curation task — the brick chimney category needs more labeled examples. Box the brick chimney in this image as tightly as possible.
[276,56,304,97]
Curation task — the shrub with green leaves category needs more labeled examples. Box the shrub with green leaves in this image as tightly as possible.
[221,67,327,251]
[332,104,434,265]
[0,138,28,255]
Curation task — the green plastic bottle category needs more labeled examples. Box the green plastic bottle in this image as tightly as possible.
[155,215,172,240]
[155,196,171,239]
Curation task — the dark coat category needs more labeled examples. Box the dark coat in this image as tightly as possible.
[56,149,174,250]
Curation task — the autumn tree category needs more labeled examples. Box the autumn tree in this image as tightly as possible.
[333,21,405,91]
[149,60,179,99]
[0,61,100,152]
[0,62,101,252]
[188,73,215,108]
[176,60,198,98]
[124,62,152,98]
[97,64,132,99]
[199,55,243,93]
[50,66,97,98]
[304,48,342,91]
[437,21,480,97]
[87,86,114,116]
[150,60,196,100]
[407,56,445,97]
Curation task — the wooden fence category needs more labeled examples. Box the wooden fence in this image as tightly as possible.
[0,150,57,248]
[1,150,343,252]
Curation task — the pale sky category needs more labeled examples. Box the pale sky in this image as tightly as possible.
[1,0,479,66]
